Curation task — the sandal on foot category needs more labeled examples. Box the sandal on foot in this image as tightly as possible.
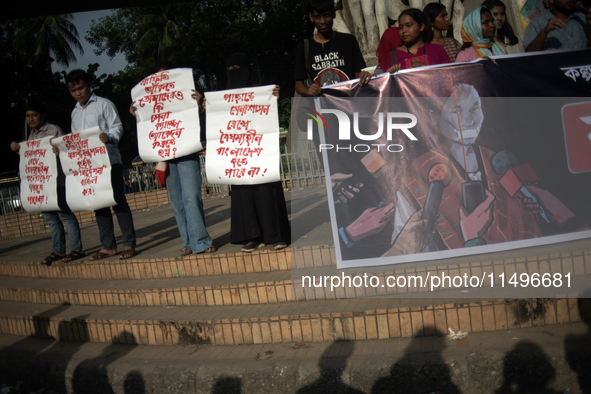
[120,249,138,260]
[181,248,193,256]
[241,242,265,253]
[41,252,64,266]
[90,251,116,261]
[197,246,217,254]
[62,250,86,263]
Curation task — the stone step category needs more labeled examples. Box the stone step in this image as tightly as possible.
[1,244,590,307]
[0,244,348,280]
[0,297,587,347]
[0,270,294,307]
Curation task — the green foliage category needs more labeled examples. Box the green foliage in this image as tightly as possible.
[2,0,311,171]
[11,14,83,70]
[87,0,309,96]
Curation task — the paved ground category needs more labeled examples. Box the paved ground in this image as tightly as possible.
[0,322,589,393]
[2,185,591,393]
[0,186,333,262]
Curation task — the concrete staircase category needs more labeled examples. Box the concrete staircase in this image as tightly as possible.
[0,242,590,348]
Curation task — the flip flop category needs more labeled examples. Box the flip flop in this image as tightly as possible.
[181,248,193,256]
[62,250,86,263]
[197,246,217,254]
[89,251,116,261]
[120,249,138,260]
[41,252,64,266]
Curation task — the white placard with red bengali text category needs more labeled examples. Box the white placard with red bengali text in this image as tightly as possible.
[205,85,280,184]
[131,68,203,163]
[19,137,60,212]
[52,127,116,211]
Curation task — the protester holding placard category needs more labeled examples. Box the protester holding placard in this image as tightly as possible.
[65,69,138,260]
[130,62,216,255]
[389,9,451,72]
[223,52,290,252]
[11,100,84,265]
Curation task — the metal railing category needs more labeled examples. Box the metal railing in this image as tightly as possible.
[122,164,161,194]
[0,142,325,214]
[0,177,22,215]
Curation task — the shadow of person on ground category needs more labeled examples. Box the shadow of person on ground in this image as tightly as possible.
[371,327,460,393]
[0,305,89,393]
[495,340,561,394]
[72,331,141,394]
[212,377,242,393]
[124,370,146,394]
[297,340,364,394]
[565,291,591,394]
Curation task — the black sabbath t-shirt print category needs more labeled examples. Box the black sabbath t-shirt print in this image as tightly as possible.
[305,33,363,87]
[312,51,348,86]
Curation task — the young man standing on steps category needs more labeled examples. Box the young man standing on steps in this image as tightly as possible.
[294,0,372,97]
[65,69,138,261]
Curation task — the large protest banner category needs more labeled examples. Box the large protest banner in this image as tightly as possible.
[52,127,116,212]
[205,85,280,184]
[19,137,60,212]
[300,49,591,269]
[131,68,203,163]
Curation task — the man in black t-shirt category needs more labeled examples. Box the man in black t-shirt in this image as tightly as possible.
[294,0,372,97]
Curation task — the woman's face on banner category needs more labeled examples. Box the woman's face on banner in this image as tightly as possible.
[438,85,484,145]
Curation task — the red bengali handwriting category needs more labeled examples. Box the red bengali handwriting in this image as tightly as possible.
[140,71,170,86]
[224,167,267,178]
[230,158,248,168]
[66,146,107,160]
[151,111,172,123]
[216,147,264,157]
[25,140,42,149]
[69,165,107,178]
[63,133,89,150]
[223,92,255,104]
[227,120,251,130]
[25,164,49,175]
[62,132,110,197]
[24,149,47,158]
[152,139,176,149]
[219,129,263,146]
[144,81,176,95]
[26,175,52,183]
[149,129,184,141]
[155,119,182,130]
[27,196,46,205]
[158,147,178,159]
[229,104,270,116]
[23,143,53,205]
[138,91,184,108]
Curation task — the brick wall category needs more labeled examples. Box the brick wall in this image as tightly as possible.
[0,188,171,242]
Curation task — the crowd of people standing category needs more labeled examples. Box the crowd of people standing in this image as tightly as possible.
[9,0,590,265]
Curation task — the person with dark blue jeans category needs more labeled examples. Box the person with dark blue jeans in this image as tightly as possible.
[42,211,83,260]
[66,69,138,260]
[11,100,85,265]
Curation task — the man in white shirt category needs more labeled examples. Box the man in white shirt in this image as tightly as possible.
[65,69,138,260]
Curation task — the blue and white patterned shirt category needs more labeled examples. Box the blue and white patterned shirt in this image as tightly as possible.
[27,122,63,141]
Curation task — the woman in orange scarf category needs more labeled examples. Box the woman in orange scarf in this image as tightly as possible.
[455,6,507,62]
